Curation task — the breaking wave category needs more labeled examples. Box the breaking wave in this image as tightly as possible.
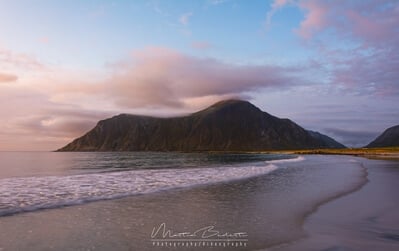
[0,163,283,216]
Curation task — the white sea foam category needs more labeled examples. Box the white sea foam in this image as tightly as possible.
[266,155,305,164]
[0,164,278,216]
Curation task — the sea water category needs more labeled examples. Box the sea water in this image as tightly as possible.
[0,152,294,216]
[0,152,371,250]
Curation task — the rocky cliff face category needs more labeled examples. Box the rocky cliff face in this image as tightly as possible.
[58,100,345,151]
[366,125,399,148]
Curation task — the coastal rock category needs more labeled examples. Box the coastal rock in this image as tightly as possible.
[58,100,345,151]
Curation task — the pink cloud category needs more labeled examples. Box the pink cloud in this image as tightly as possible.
[38,36,50,44]
[296,0,329,39]
[272,0,291,9]
[295,0,399,96]
[0,46,319,150]
[0,84,113,151]
[345,6,399,46]
[191,41,212,50]
[0,73,17,83]
[0,49,44,70]
[102,47,313,109]
[296,0,399,44]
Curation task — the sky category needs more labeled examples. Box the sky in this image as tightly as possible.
[0,0,398,151]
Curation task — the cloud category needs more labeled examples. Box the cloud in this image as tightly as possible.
[179,12,193,26]
[0,56,115,150]
[38,36,50,44]
[285,96,399,147]
[295,0,329,39]
[0,84,114,151]
[0,45,321,150]
[0,49,43,70]
[296,0,399,42]
[191,41,212,50]
[15,109,112,138]
[208,0,229,5]
[294,0,399,97]
[323,128,378,147]
[265,0,292,30]
[101,47,315,109]
[0,73,18,83]
[29,46,317,114]
[149,1,170,17]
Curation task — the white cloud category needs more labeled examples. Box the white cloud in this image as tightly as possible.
[179,12,193,26]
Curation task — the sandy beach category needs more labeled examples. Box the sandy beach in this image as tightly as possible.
[270,157,399,251]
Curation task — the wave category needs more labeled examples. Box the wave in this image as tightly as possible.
[266,155,305,164]
[0,163,278,217]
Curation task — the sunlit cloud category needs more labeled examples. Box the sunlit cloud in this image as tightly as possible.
[0,73,18,83]
[100,47,317,109]
[0,48,44,70]
[295,0,329,39]
[295,0,399,97]
[0,82,113,151]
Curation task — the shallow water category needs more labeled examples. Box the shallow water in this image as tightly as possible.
[0,154,368,250]
[0,152,290,216]
[0,152,289,178]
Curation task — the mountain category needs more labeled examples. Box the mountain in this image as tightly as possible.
[366,125,399,148]
[58,100,345,152]
[307,130,346,149]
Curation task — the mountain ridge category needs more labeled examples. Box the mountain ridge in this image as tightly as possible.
[307,130,346,149]
[58,99,345,152]
[366,125,399,148]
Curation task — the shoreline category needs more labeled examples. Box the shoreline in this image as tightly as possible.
[267,156,370,250]
[271,156,399,251]
[55,147,399,156]
[0,155,369,250]
[263,155,370,250]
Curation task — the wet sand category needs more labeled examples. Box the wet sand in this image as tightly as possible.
[0,155,381,250]
[271,157,399,251]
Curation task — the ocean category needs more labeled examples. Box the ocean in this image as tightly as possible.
[0,152,398,250]
[0,152,293,217]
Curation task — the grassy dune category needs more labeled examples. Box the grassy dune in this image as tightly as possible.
[273,147,399,158]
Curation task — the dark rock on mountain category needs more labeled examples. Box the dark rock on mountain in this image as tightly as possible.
[307,130,346,149]
[58,100,345,152]
[366,125,399,148]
